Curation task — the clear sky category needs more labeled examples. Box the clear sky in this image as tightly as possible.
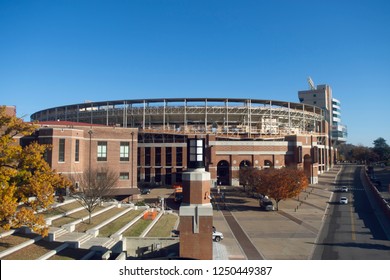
[1,0,389,147]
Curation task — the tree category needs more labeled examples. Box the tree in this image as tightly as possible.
[239,166,255,193]
[373,137,390,162]
[0,106,71,236]
[253,168,308,210]
[338,143,378,163]
[69,167,118,224]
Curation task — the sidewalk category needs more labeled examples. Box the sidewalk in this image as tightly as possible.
[212,166,340,260]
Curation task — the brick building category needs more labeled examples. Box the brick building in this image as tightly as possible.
[29,96,340,187]
[20,121,138,199]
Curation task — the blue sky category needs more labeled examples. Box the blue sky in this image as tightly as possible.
[1,0,389,147]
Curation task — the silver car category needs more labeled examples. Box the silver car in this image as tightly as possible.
[340,197,348,204]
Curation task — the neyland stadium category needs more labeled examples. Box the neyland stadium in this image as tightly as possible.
[30,85,346,193]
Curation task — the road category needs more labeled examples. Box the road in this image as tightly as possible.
[312,165,390,259]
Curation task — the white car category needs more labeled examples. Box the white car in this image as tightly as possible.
[340,186,348,192]
[212,226,224,242]
[340,197,348,204]
[213,231,224,242]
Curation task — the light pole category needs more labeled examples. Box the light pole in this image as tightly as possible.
[88,130,93,187]
[131,131,134,191]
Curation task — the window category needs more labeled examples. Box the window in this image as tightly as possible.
[176,147,183,166]
[165,168,172,185]
[119,172,129,180]
[166,147,172,166]
[75,139,80,162]
[137,147,141,166]
[120,142,130,161]
[97,141,107,161]
[155,147,161,166]
[59,139,65,162]
[145,168,151,182]
[97,172,106,180]
[155,168,161,183]
[145,147,151,166]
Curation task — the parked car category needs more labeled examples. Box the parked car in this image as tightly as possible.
[212,226,224,242]
[340,197,348,204]
[259,196,274,211]
[140,188,151,195]
[340,186,349,192]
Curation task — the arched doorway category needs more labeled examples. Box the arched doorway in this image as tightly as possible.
[264,160,273,168]
[239,160,251,169]
[239,160,252,186]
[217,160,230,185]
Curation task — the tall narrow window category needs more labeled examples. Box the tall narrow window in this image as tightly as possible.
[120,142,130,161]
[176,147,183,166]
[145,147,151,166]
[155,147,161,166]
[137,147,141,166]
[97,141,107,161]
[166,147,172,166]
[59,139,65,162]
[75,139,80,162]
[155,168,161,183]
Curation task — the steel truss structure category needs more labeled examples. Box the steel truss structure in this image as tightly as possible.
[31,98,325,137]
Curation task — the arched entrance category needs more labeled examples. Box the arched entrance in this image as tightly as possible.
[264,160,273,168]
[217,160,230,185]
[239,160,251,169]
[239,160,252,186]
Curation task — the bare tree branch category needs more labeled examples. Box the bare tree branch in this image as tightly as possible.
[69,166,119,223]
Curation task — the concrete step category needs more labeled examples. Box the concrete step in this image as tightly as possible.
[79,236,112,251]
[55,231,93,248]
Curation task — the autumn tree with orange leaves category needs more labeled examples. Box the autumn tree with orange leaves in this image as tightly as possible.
[0,106,71,236]
[249,167,308,210]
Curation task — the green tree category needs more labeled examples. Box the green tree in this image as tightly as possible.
[0,106,71,236]
[372,137,390,162]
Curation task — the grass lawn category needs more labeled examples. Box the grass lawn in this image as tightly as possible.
[98,209,143,237]
[2,240,63,260]
[146,213,178,237]
[50,206,105,227]
[48,247,93,260]
[75,207,125,232]
[0,233,40,253]
[122,218,153,237]
[42,201,83,218]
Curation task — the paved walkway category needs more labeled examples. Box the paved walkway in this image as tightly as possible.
[220,209,264,260]
[212,166,342,260]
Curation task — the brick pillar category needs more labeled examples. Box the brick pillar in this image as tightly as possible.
[179,137,213,260]
[179,168,213,260]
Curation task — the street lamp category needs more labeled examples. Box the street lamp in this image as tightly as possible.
[88,130,93,186]
[131,131,134,189]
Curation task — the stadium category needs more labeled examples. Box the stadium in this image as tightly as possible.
[30,95,337,193]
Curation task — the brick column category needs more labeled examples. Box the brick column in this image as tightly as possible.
[179,138,213,260]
